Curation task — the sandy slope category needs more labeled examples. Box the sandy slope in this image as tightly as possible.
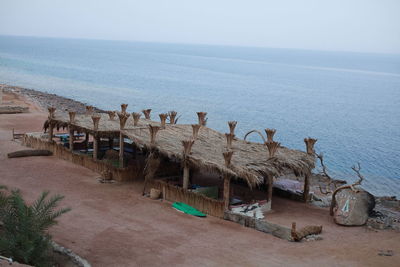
[0,91,399,267]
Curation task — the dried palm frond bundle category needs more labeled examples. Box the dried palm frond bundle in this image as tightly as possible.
[225,133,235,150]
[168,111,178,124]
[142,109,152,120]
[85,105,94,116]
[117,112,130,129]
[182,140,195,157]
[107,111,116,120]
[68,111,76,123]
[304,137,317,155]
[132,112,141,126]
[148,125,160,145]
[223,151,234,167]
[228,121,237,135]
[159,113,168,129]
[265,141,280,158]
[121,104,128,113]
[197,112,207,126]
[91,114,101,131]
[48,107,56,119]
[191,124,201,140]
[265,128,276,142]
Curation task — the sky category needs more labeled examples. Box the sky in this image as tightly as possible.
[0,0,399,54]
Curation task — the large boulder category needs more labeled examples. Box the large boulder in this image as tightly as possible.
[333,188,375,226]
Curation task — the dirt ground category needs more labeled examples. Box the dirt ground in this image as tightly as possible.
[0,91,399,267]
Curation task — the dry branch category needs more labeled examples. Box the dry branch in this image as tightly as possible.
[329,163,365,216]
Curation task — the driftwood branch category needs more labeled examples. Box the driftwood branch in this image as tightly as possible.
[291,222,322,242]
[8,150,52,158]
[316,152,347,195]
[329,163,365,216]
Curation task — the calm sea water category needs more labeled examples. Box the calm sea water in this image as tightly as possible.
[1,35,399,197]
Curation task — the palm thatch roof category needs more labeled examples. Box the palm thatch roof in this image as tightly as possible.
[122,124,315,187]
[44,111,160,137]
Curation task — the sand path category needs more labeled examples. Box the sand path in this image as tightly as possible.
[0,92,399,266]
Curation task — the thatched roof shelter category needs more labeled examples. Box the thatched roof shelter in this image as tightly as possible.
[122,124,315,187]
[44,111,160,138]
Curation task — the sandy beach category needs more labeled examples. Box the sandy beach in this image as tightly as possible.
[0,87,399,267]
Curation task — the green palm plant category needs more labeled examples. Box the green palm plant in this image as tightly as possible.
[0,186,70,266]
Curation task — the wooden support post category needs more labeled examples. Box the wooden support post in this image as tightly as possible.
[265,175,273,211]
[119,133,124,168]
[84,132,89,151]
[48,123,54,142]
[182,163,190,190]
[93,135,98,160]
[69,127,74,151]
[223,175,231,211]
[109,137,113,149]
[303,173,310,203]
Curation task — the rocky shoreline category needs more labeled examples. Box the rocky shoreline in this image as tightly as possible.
[2,84,104,114]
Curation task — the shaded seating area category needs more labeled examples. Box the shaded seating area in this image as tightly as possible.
[37,105,317,217]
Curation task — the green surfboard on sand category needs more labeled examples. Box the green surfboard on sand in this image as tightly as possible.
[172,202,206,217]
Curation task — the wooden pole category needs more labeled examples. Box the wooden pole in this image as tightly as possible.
[265,175,273,211]
[182,163,190,189]
[69,127,74,151]
[48,123,54,142]
[223,175,231,211]
[84,132,89,151]
[119,133,124,168]
[93,135,98,160]
[108,137,113,149]
[303,173,310,202]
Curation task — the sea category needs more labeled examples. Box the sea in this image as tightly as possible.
[1,35,399,197]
